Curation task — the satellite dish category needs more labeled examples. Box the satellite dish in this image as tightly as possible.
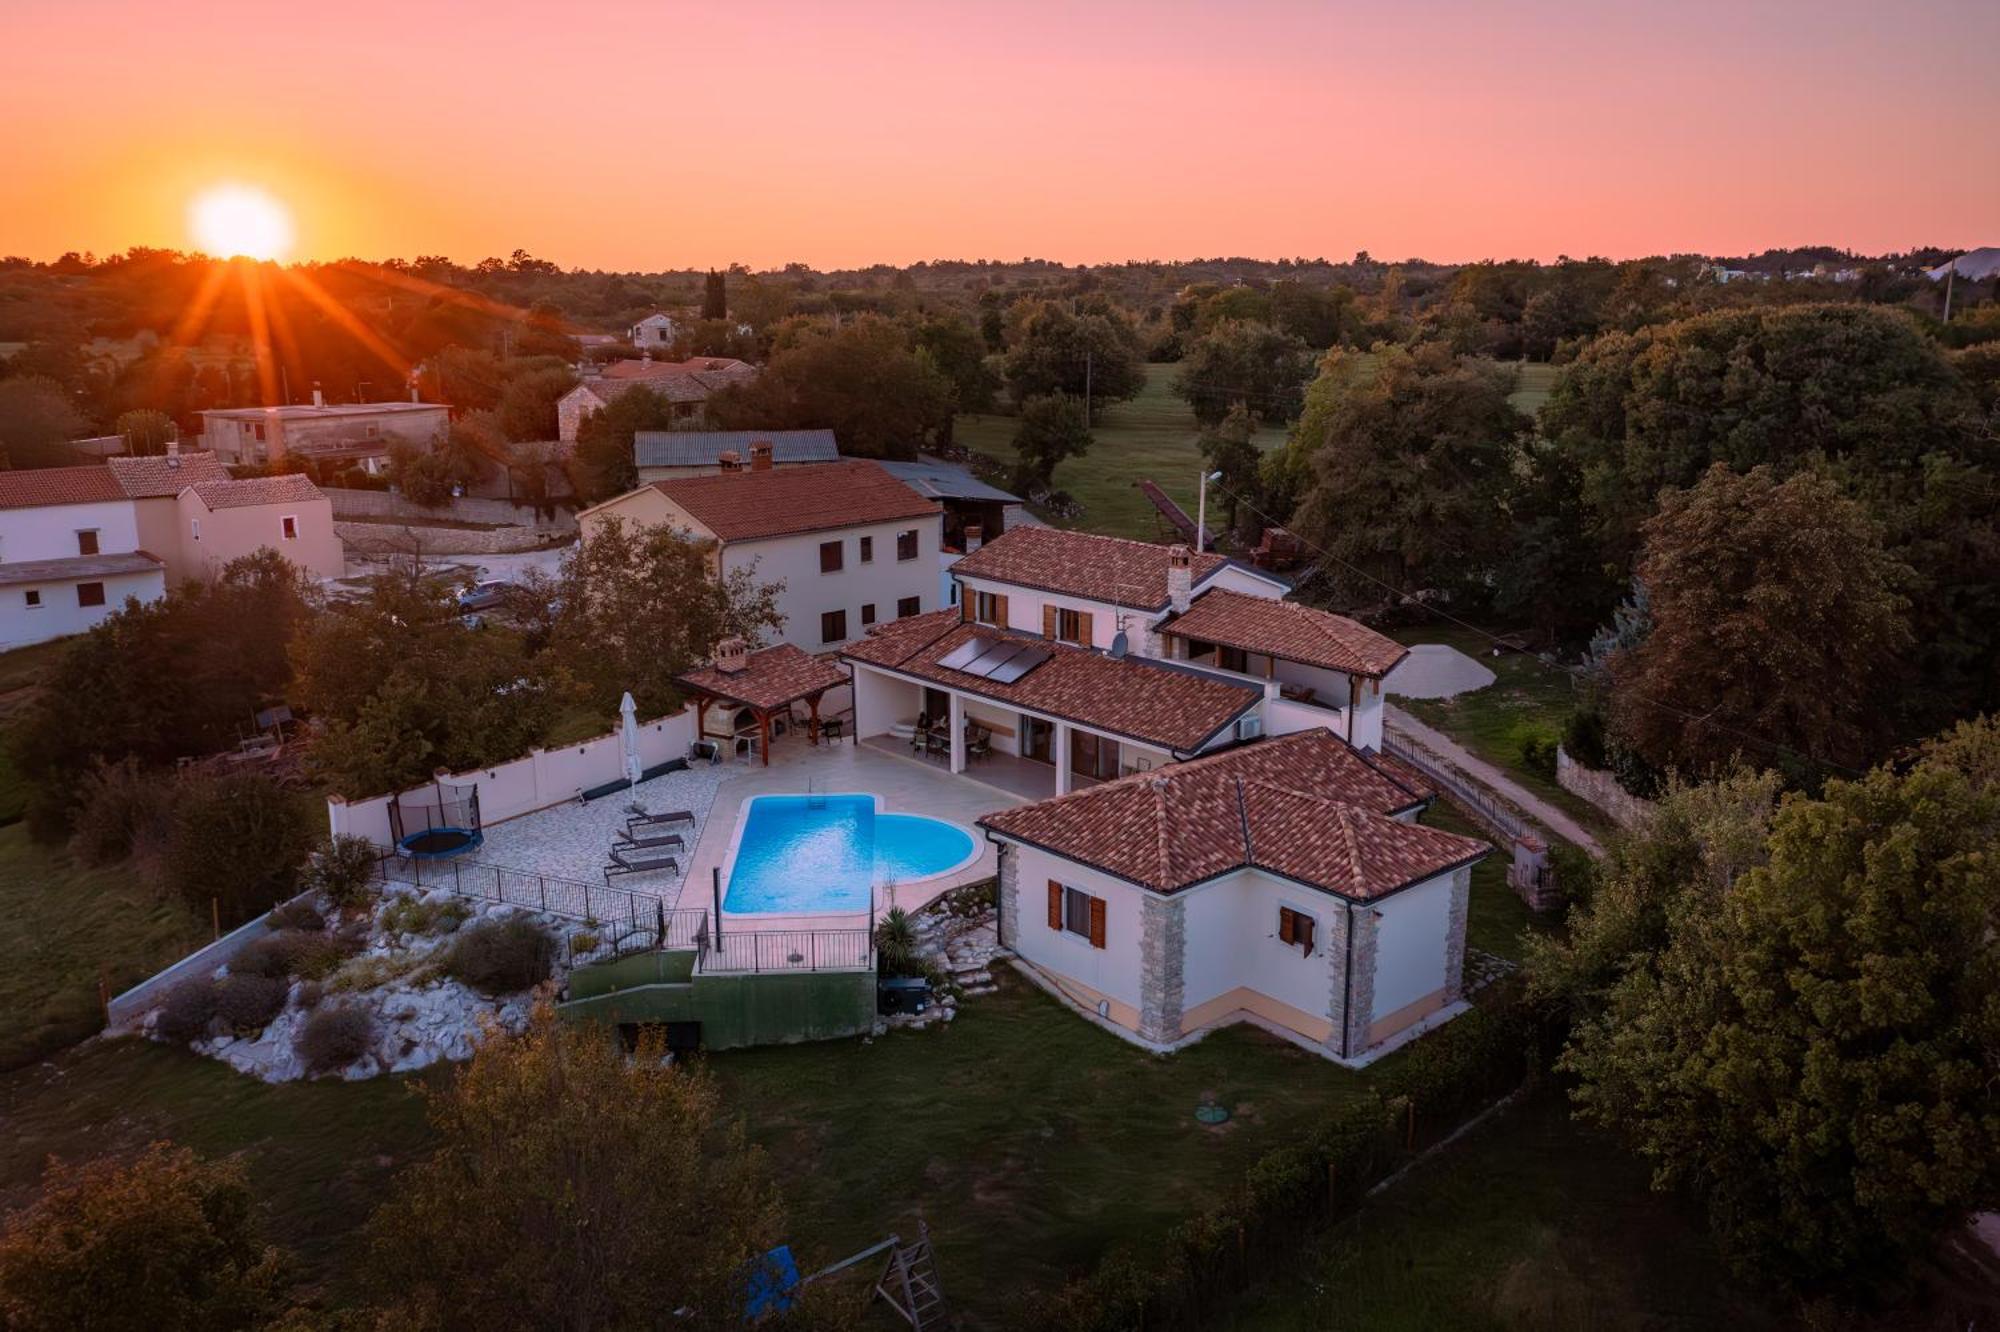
[1109,629,1129,659]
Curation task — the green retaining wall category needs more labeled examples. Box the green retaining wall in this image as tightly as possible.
[560,955,875,1050]
[567,949,697,999]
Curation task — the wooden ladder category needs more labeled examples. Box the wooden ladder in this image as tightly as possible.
[875,1221,948,1329]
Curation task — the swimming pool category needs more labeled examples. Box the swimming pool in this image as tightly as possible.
[723,793,978,915]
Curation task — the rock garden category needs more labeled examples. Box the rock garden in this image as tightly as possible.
[868,879,1005,1036]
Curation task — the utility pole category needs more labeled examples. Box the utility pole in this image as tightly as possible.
[1942,260,1956,323]
[1084,351,1092,427]
[1196,469,1220,552]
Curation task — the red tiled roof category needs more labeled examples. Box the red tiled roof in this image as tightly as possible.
[1163,588,1408,679]
[105,451,228,497]
[0,464,126,510]
[188,474,324,510]
[843,609,1262,753]
[649,460,938,543]
[598,357,752,381]
[949,526,1233,610]
[980,730,1481,899]
[676,643,847,711]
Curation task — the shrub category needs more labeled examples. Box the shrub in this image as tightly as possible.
[268,899,326,932]
[1512,721,1560,780]
[67,758,178,868]
[231,929,356,982]
[380,895,472,937]
[301,834,382,909]
[295,1005,377,1076]
[295,980,324,1011]
[212,974,287,1035]
[446,917,555,994]
[154,979,218,1044]
[329,952,434,994]
[1562,705,1609,770]
[165,774,318,928]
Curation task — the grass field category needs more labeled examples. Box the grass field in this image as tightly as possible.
[1393,627,1612,844]
[1212,1091,1785,1331]
[2,971,1386,1325]
[0,637,66,825]
[1510,360,1560,418]
[957,362,1288,541]
[1422,801,1544,964]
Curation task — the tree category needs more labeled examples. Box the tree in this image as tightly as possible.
[1000,300,1145,408]
[164,772,318,926]
[493,362,578,442]
[115,408,175,455]
[0,1143,292,1331]
[538,517,784,716]
[1560,726,2000,1291]
[1277,344,1526,604]
[364,1005,797,1331]
[1605,465,1913,780]
[1196,403,1262,541]
[912,311,997,414]
[389,444,456,507]
[0,375,85,468]
[1268,280,1352,349]
[701,268,727,320]
[290,556,558,796]
[708,316,955,459]
[1172,320,1312,426]
[571,384,676,503]
[1010,393,1091,496]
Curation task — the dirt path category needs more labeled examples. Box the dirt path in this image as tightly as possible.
[1386,704,1604,856]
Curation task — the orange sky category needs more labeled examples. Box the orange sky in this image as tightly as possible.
[1,0,1993,269]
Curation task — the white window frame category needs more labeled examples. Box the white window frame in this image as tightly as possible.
[280,514,299,541]
[974,591,1002,627]
[24,589,42,609]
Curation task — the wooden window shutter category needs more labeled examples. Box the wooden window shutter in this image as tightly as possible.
[960,595,973,624]
[1076,610,1095,645]
[995,594,1009,628]
[1297,914,1316,954]
[1047,880,1063,930]
[1278,907,1296,945]
[1088,895,1106,949]
[1043,604,1058,638]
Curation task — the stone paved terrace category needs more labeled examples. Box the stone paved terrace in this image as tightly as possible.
[454,733,1022,928]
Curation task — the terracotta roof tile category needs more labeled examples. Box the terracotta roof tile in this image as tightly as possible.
[105,451,228,497]
[0,464,126,510]
[843,609,1262,753]
[188,474,324,510]
[980,730,1483,899]
[676,643,848,712]
[648,460,938,543]
[949,526,1231,610]
[1164,588,1408,678]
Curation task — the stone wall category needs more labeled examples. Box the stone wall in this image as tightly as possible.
[996,844,1021,951]
[1137,894,1186,1043]
[1556,746,1656,831]
[335,520,563,557]
[324,488,575,531]
[1443,863,1471,1003]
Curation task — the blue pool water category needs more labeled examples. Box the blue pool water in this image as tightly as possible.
[723,794,976,914]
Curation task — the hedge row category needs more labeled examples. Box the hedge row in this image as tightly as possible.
[1028,991,1558,1331]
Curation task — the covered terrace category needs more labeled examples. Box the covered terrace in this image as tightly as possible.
[675,639,850,766]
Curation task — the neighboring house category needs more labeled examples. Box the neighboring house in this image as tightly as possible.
[979,730,1487,1062]
[577,457,941,651]
[0,464,166,649]
[556,357,757,443]
[874,457,1024,609]
[198,394,449,469]
[0,447,345,648]
[635,429,838,482]
[628,313,681,348]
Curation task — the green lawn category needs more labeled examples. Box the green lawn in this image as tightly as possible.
[1421,801,1544,963]
[1212,1091,1784,1331]
[957,362,1288,541]
[1509,360,1560,419]
[0,637,68,825]
[2,969,1384,1325]
[0,825,211,1072]
[1393,627,1612,844]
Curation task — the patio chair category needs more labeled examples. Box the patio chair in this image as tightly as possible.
[604,848,678,882]
[627,809,693,832]
[967,728,992,761]
[615,829,685,853]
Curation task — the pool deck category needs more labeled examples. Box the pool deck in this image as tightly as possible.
[459,736,1024,931]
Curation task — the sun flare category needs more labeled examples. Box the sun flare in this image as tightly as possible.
[188,183,294,261]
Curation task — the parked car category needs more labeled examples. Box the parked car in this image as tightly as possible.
[458,579,516,612]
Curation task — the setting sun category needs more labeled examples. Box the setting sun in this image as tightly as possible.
[188,183,294,261]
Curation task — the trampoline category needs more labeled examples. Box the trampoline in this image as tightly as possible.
[389,779,484,858]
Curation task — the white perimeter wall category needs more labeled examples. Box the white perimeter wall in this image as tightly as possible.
[329,706,697,847]
[1370,870,1456,1021]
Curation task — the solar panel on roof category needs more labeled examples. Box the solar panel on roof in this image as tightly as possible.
[986,646,1052,684]
[960,638,1031,678]
[937,635,997,671]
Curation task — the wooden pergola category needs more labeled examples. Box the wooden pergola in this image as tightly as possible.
[676,642,849,767]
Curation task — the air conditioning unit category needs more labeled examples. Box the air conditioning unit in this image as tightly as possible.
[1237,715,1264,742]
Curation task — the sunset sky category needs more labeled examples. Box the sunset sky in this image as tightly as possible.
[1,0,1993,270]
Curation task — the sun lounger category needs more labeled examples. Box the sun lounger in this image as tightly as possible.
[615,829,685,853]
[604,848,678,882]
[626,809,693,832]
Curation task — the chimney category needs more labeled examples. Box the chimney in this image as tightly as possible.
[718,450,743,473]
[1167,543,1193,613]
[963,523,983,552]
[749,440,773,472]
[715,636,748,674]
[311,384,324,409]
[165,439,180,469]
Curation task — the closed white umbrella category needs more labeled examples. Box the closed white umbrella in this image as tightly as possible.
[620,691,643,786]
